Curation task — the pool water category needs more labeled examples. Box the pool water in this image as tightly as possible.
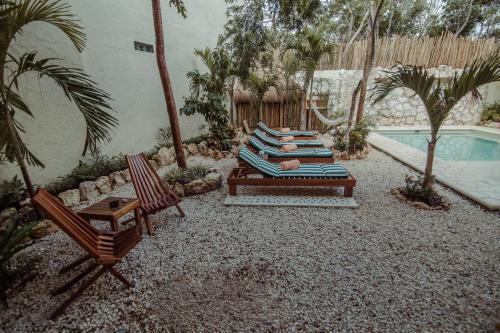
[381,132,500,161]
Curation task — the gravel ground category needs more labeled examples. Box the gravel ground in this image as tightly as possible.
[1,149,498,332]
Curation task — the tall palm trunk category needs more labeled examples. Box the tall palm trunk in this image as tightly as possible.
[423,134,438,189]
[300,70,313,130]
[152,0,186,169]
[307,72,315,130]
[3,108,35,200]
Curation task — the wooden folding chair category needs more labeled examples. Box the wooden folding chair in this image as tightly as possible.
[32,189,142,319]
[126,153,185,235]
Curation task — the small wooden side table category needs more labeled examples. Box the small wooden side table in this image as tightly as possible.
[78,197,143,234]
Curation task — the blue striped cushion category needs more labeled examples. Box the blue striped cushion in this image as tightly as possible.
[257,122,316,137]
[249,137,333,158]
[238,147,348,178]
[254,130,323,147]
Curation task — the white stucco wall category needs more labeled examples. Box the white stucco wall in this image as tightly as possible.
[0,0,229,185]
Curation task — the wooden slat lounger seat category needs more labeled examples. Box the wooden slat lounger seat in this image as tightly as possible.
[253,129,324,147]
[126,153,185,235]
[257,121,317,139]
[245,136,335,163]
[32,189,141,319]
[227,147,356,197]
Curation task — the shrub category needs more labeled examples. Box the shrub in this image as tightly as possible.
[0,213,39,306]
[481,102,500,122]
[0,176,27,211]
[165,165,210,185]
[333,117,374,153]
[401,175,444,207]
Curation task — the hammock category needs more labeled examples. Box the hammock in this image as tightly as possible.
[310,103,346,127]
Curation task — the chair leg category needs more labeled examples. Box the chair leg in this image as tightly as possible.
[344,186,353,197]
[50,266,107,320]
[175,203,185,217]
[143,213,154,236]
[229,184,237,195]
[51,262,98,296]
[59,254,92,274]
[108,267,135,288]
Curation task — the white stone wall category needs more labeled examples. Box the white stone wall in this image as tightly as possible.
[314,67,499,127]
[0,0,229,185]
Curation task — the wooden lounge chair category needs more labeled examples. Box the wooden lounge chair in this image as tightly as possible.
[254,129,324,147]
[228,147,355,197]
[246,136,335,163]
[32,189,141,319]
[257,121,318,139]
[126,153,185,235]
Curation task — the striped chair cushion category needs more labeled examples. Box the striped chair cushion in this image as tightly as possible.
[257,122,316,137]
[248,137,333,158]
[254,129,323,147]
[239,147,348,178]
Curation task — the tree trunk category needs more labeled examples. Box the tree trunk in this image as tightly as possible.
[152,0,186,169]
[300,70,313,130]
[355,0,384,124]
[307,71,315,130]
[423,134,438,189]
[258,99,263,123]
[4,109,36,200]
[344,80,362,147]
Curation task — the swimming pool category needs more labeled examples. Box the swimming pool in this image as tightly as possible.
[380,130,500,161]
[368,126,500,209]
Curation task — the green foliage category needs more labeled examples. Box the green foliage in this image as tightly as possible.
[0,176,26,210]
[165,164,210,185]
[156,127,173,149]
[46,149,127,194]
[333,116,373,152]
[0,213,38,306]
[481,102,500,122]
[182,134,210,146]
[181,47,233,142]
[402,175,443,206]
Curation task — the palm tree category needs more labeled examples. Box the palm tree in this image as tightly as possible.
[0,0,117,199]
[246,72,277,123]
[372,53,500,190]
[284,26,336,130]
[151,0,187,168]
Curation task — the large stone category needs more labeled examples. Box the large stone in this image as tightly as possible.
[204,172,223,190]
[110,171,126,189]
[121,169,131,182]
[31,219,59,239]
[155,147,175,166]
[172,182,185,197]
[79,181,99,201]
[198,141,208,154]
[95,176,112,194]
[0,207,17,223]
[214,151,224,161]
[58,189,81,207]
[149,159,160,171]
[184,179,211,196]
[187,143,199,155]
[183,148,190,158]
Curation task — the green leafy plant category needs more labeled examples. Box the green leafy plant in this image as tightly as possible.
[165,165,210,185]
[401,175,444,207]
[181,47,233,142]
[0,0,118,199]
[0,176,27,210]
[372,53,500,190]
[481,102,500,122]
[0,213,38,306]
[333,116,373,153]
[156,127,173,149]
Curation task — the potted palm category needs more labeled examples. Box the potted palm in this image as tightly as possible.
[372,53,500,206]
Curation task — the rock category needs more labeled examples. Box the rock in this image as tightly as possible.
[355,151,362,159]
[411,201,430,210]
[19,198,31,208]
[204,172,223,190]
[155,147,175,166]
[149,159,160,171]
[187,143,199,155]
[121,169,131,182]
[31,219,59,239]
[207,149,216,159]
[0,207,17,223]
[79,181,99,201]
[110,171,126,189]
[58,189,81,207]
[198,141,208,154]
[214,151,224,160]
[184,179,211,196]
[231,146,240,156]
[232,136,241,145]
[95,176,112,194]
[183,148,190,158]
[172,182,185,198]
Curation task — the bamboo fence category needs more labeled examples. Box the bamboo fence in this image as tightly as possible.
[320,32,498,70]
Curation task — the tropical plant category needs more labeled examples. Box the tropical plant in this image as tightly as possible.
[283,25,336,130]
[372,53,500,190]
[0,0,118,200]
[181,47,233,142]
[151,0,187,169]
[481,102,500,122]
[165,164,210,185]
[246,72,277,123]
[0,212,38,306]
[0,176,26,211]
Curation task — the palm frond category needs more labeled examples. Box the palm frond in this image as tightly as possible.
[0,0,86,54]
[6,52,118,156]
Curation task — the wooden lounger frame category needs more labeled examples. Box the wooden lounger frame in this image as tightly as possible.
[227,163,356,197]
[244,143,335,164]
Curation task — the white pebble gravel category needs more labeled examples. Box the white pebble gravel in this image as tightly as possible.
[1,150,498,332]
